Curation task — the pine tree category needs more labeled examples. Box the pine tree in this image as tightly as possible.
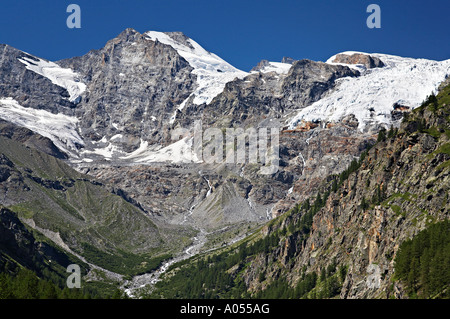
[39,281,58,299]
[387,125,395,139]
[0,273,13,299]
[427,93,439,112]
[331,178,338,193]
[360,196,369,210]
[377,128,387,142]
[320,268,326,282]
[338,265,347,283]
[14,269,39,299]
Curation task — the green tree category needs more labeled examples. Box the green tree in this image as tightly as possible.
[360,196,369,210]
[39,281,58,299]
[377,128,387,142]
[14,269,39,299]
[0,273,13,299]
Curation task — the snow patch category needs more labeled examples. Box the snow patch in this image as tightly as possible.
[18,56,86,103]
[120,137,202,164]
[287,187,293,195]
[0,97,84,156]
[251,61,292,75]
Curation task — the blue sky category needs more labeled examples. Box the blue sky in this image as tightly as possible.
[1,0,449,71]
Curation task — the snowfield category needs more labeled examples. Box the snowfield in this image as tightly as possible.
[251,61,292,75]
[77,136,201,164]
[120,137,201,164]
[18,56,86,103]
[0,97,84,156]
[288,51,450,131]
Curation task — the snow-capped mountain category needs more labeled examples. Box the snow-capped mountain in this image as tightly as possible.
[1,29,450,298]
[3,29,449,165]
[1,28,449,230]
[288,51,450,131]
[145,31,248,107]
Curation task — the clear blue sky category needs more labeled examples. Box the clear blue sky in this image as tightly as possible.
[1,0,449,71]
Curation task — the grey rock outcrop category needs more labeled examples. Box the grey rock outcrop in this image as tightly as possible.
[332,53,385,69]
[281,57,295,64]
[0,44,76,113]
[58,28,197,151]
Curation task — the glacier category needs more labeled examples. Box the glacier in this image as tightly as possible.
[288,51,450,131]
[0,97,84,156]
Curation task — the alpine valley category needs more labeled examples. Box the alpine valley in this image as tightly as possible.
[0,28,448,299]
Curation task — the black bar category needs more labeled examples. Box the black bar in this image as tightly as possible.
[0,298,446,318]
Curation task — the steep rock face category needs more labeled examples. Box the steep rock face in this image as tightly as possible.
[272,119,375,217]
[250,59,271,72]
[281,57,295,64]
[281,59,360,109]
[187,59,360,130]
[58,28,197,151]
[0,44,75,113]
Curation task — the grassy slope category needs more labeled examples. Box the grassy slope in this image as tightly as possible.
[0,136,168,276]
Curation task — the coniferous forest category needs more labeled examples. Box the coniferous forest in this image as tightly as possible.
[394,220,450,299]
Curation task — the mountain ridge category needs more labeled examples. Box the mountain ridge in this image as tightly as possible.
[0,28,449,298]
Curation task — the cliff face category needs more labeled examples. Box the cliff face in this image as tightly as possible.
[238,84,449,298]
[332,53,385,69]
[192,59,359,129]
[58,28,197,151]
[0,44,77,113]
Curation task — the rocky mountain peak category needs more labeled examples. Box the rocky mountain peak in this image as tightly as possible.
[115,27,142,42]
[281,56,295,64]
[332,52,385,69]
[250,59,271,72]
